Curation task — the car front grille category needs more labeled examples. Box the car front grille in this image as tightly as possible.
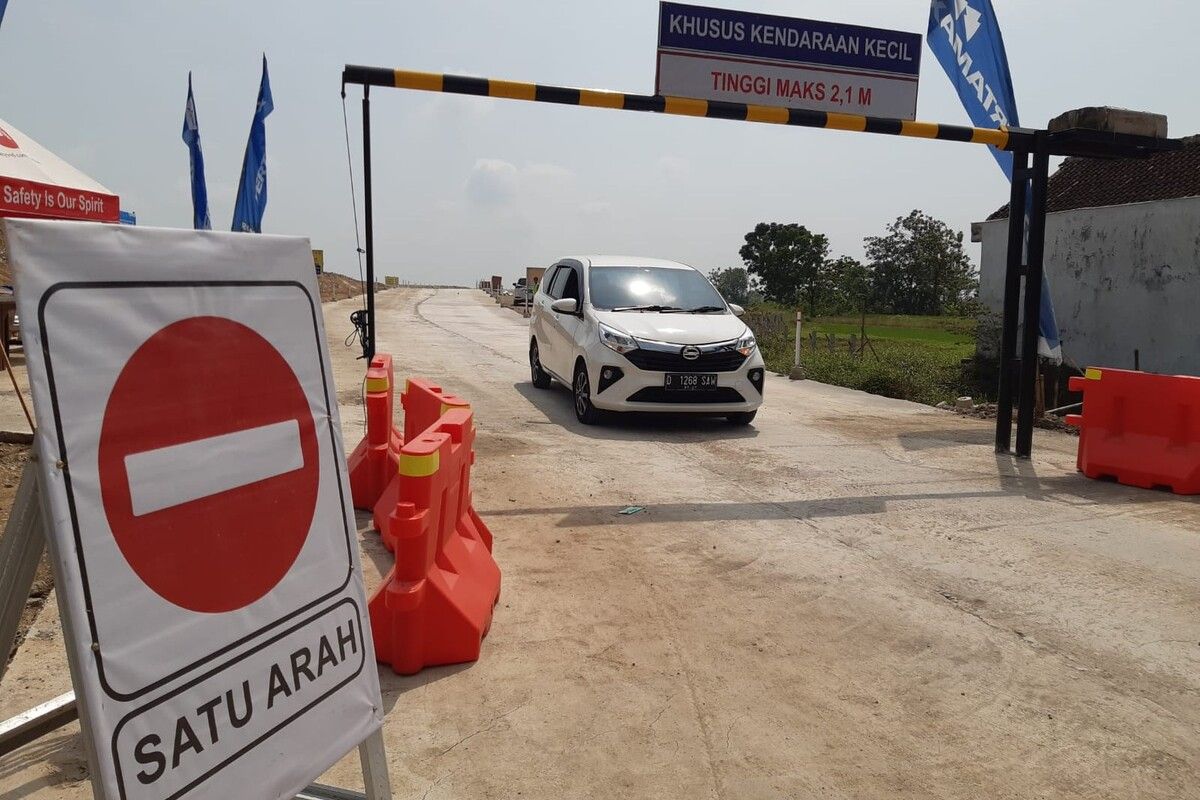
[622,348,747,373]
[625,387,746,404]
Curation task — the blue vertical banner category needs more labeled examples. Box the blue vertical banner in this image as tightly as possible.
[231,55,274,233]
[926,0,1061,361]
[182,73,212,231]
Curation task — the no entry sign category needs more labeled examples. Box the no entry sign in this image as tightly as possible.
[98,315,320,613]
[6,220,383,800]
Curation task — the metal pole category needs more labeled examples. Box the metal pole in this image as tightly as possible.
[0,692,77,757]
[362,86,376,362]
[1015,144,1051,458]
[793,310,802,368]
[994,151,1029,453]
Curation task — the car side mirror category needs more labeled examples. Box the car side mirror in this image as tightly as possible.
[550,298,578,314]
[728,303,745,317]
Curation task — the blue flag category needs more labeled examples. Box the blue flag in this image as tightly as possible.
[0,1,9,29]
[927,0,1061,361]
[182,73,211,231]
[231,55,274,233]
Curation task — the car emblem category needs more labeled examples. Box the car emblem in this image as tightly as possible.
[681,345,701,361]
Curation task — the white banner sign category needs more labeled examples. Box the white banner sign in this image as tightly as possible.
[656,2,922,119]
[6,219,383,800]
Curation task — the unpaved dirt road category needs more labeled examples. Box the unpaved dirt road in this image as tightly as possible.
[3,287,1198,799]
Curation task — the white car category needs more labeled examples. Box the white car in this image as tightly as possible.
[528,256,765,425]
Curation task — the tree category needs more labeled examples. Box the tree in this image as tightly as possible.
[707,266,751,306]
[826,256,871,314]
[864,210,978,316]
[739,222,831,313]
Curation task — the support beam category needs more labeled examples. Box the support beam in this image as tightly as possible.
[1015,146,1052,458]
[995,152,1029,453]
[0,692,77,757]
[361,87,376,362]
[0,461,44,684]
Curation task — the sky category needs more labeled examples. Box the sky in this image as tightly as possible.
[1,1,1196,286]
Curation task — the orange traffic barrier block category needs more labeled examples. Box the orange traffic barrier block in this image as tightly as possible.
[347,354,403,508]
[369,377,472,532]
[369,406,500,675]
[1066,367,1200,494]
[401,377,470,443]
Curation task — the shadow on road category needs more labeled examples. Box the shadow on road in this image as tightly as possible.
[479,490,1013,527]
[512,381,760,443]
[896,427,996,451]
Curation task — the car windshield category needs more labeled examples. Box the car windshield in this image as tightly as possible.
[588,266,726,312]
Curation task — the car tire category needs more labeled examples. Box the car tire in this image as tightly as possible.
[530,341,552,389]
[726,410,757,426]
[573,362,602,425]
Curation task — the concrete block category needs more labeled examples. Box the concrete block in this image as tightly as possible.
[1048,107,1168,138]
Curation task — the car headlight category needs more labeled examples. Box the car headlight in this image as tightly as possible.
[736,331,757,357]
[599,323,638,354]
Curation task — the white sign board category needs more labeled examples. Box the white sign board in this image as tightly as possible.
[656,1,922,119]
[6,220,383,800]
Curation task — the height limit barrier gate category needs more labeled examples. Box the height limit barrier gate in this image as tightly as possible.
[341,65,1179,458]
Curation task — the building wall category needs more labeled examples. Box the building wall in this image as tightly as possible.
[977,196,1200,375]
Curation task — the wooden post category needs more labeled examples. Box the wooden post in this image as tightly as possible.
[0,461,44,684]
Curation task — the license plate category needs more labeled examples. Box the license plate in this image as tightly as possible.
[664,373,718,391]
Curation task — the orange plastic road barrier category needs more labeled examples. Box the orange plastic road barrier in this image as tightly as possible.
[370,377,471,532]
[1066,367,1200,493]
[347,354,403,509]
[369,406,501,675]
[401,376,470,442]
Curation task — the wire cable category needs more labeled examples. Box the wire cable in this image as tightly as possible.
[341,90,369,355]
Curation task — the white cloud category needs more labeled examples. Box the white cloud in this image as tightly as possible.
[466,158,519,207]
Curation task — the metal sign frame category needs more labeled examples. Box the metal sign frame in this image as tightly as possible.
[340,64,1179,458]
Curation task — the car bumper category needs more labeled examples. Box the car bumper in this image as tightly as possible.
[584,344,765,413]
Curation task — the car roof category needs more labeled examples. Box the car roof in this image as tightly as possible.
[557,256,698,270]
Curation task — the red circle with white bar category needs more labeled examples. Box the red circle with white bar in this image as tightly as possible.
[97,316,319,613]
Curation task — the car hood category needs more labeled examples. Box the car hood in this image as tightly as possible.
[592,309,748,345]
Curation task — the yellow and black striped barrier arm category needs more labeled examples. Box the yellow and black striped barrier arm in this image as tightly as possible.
[343,65,1031,152]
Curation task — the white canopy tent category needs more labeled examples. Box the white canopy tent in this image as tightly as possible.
[0,118,118,222]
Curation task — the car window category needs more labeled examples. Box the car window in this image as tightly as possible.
[588,266,725,311]
[546,266,568,299]
[560,268,581,303]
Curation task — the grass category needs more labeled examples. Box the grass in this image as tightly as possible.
[805,315,975,349]
[743,310,978,406]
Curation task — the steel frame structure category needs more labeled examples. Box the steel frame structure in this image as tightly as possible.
[342,65,1179,457]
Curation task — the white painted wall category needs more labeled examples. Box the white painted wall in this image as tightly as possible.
[977,196,1200,375]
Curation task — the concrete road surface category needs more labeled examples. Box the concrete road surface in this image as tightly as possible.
[2,287,1198,799]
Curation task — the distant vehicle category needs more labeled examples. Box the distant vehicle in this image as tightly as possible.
[528,256,764,425]
[513,277,533,306]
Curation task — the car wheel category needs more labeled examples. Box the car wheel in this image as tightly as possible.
[530,341,552,389]
[573,363,601,425]
[726,410,757,426]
